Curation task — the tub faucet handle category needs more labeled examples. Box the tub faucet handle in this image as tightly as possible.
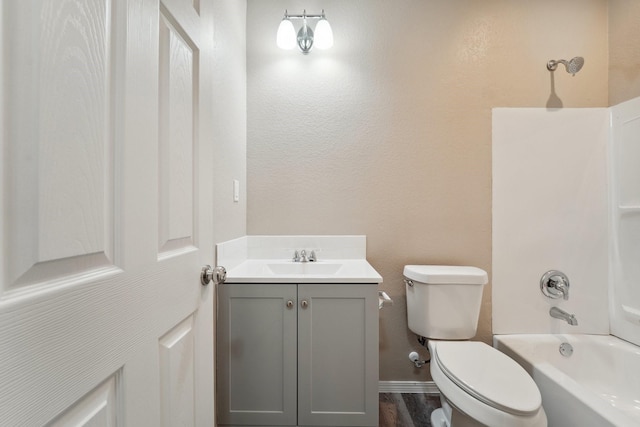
[541,270,570,300]
[549,275,569,300]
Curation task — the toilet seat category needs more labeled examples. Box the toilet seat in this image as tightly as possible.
[429,341,546,427]
[434,341,541,415]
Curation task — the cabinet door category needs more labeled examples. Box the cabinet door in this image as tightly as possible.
[298,284,379,426]
[217,284,298,425]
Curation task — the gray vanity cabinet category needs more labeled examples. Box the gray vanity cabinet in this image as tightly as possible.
[217,283,379,427]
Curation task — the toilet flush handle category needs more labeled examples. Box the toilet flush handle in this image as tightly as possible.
[404,278,414,287]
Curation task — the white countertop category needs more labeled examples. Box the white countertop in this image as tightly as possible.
[216,235,383,284]
[224,258,382,283]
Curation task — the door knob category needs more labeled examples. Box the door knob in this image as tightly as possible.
[301,300,309,309]
[201,265,226,286]
[286,300,294,308]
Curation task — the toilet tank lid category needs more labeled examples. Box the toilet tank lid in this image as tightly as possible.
[403,265,488,285]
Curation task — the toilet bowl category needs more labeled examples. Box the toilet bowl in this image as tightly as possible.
[404,265,547,427]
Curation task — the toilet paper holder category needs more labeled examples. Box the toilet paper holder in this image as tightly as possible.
[378,291,393,310]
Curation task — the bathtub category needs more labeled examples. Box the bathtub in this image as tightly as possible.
[494,334,640,427]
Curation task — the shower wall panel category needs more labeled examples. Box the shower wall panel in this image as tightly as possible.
[492,108,610,335]
[610,96,640,346]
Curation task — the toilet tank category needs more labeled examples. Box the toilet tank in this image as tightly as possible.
[404,265,488,340]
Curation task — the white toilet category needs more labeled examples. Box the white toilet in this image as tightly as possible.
[404,265,547,427]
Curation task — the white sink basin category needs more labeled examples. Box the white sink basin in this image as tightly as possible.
[221,258,381,283]
[266,262,343,275]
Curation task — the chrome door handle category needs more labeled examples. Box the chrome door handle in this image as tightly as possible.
[201,265,226,286]
[286,300,294,308]
[301,300,309,309]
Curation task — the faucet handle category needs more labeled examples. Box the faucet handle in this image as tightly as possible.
[308,250,317,262]
[540,270,570,300]
[549,276,569,300]
[293,250,300,262]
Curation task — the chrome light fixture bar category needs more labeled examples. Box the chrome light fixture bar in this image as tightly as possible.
[277,9,333,54]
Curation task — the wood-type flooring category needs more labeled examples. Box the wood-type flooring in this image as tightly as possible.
[379,393,442,427]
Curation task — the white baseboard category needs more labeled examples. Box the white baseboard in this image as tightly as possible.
[378,381,440,394]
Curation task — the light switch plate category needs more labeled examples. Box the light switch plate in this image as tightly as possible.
[233,179,240,202]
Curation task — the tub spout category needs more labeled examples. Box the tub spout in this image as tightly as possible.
[550,307,578,326]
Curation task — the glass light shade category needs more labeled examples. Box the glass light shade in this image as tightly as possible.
[314,18,333,50]
[277,18,296,50]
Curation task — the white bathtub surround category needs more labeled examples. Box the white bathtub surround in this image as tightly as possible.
[492,99,640,427]
[493,96,640,345]
[216,235,382,283]
[492,108,610,335]
[495,334,640,427]
[610,97,640,346]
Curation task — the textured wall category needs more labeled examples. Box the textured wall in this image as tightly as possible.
[212,0,247,245]
[609,0,640,105]
[246,0,608,381]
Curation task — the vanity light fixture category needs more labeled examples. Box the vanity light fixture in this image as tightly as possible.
[277,9,333,54]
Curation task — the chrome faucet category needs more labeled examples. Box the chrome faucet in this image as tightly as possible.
[550,307,578,326]
[293,249,317,262]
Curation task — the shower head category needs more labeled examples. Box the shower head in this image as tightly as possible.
[547,57,584,76]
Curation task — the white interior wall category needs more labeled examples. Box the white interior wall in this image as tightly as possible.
[492,108,610,334]
[212,0,247,245]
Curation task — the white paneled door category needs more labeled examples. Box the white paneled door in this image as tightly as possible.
[1,0,215,426]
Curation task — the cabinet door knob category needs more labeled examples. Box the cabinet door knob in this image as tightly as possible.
[286,300,294,308]
[301,300,309,309]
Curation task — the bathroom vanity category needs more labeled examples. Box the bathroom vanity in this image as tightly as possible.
[215,236,382,427]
